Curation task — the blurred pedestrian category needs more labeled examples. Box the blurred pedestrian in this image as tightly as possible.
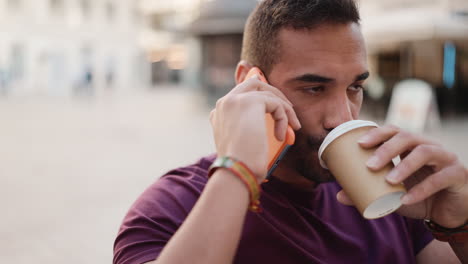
[0,69,9,96]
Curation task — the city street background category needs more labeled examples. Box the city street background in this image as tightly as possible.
[0,0,467,263]
[0,87,467,263]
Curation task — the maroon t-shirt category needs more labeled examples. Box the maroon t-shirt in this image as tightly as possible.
[113,155,433,264]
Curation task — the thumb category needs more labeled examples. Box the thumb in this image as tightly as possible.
[336,190,354,206]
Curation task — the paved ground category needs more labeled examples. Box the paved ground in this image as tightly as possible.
[0,88,215,264]
[0,88,467,263]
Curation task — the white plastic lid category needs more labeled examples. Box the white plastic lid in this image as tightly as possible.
[318,120,378,169]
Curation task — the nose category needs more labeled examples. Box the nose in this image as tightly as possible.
[323,94,354,132]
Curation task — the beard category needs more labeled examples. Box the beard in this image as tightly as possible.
[282,129,335,184]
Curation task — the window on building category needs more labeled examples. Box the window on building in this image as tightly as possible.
[106,2,115,22]
[50,0,65,15]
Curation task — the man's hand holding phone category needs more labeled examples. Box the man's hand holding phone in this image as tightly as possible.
[209,68,301,182]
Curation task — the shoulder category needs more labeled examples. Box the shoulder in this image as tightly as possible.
[131,154,216,220]
[113,154,216,264]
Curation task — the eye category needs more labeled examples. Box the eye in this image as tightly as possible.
[348,84,364,92]
[304,86,325,94]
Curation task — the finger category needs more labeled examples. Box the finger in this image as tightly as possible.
[336,190,354,206]
[402,165,434,191]
[386,145,455,184]
[358,125,400,148]
[209,109,216,123]
[401,165,462,205]
[395,202,428,219]
[283,102,301,130]
[365,131,431,171]
[252,91,301,131]
[232,77,293,106]
[262,96,296,141]
[273,106,287,141]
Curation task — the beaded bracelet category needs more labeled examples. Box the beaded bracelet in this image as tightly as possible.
[208,156,262,212]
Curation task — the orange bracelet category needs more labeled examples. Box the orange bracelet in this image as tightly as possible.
[208,156,262,212]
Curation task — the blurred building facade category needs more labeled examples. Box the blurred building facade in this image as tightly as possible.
[140,0,256,96]
[138,0,198,87]
[141,0,468,114]
[361,0,468,115]
[0,0,150,97]
[189,0,257,100]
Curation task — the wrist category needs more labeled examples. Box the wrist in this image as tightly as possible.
[425,220,468,243]
[222,152,267,183]
[209,169,251,199]
[208,156,262,212]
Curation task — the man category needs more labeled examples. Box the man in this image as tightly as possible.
[114,0,468,263]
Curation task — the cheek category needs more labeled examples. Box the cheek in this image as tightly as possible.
[294,105,326,135]
[350,92,363,118]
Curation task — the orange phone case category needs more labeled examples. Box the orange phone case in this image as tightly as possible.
[245,67,295,177]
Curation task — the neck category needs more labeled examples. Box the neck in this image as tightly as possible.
[272,163,317,191]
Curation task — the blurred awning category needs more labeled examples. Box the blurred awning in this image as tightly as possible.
[190,17,249,35]
[362,7,468,52]
[189,0,258,36]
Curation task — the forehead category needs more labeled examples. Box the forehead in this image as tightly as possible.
[272,23,367,78]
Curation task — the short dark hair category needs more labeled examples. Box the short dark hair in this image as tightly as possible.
[241,0,360,75]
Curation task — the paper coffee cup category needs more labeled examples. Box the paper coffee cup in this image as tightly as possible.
[318,120,406,219]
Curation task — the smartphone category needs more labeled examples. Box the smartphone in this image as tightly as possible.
[245,67,295,178]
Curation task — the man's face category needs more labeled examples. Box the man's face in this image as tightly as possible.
[267,23,368,183]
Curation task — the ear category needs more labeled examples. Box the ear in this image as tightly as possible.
[235,60,253,85]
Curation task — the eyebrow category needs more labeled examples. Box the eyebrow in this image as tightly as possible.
[292,74,334,84]
[355,71,370,82]
[288,71,370,84]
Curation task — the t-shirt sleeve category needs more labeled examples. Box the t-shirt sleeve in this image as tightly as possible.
[113,169,206,264]
[405,218,434,255]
